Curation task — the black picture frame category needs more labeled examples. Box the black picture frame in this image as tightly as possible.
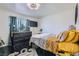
[29,20,38,27]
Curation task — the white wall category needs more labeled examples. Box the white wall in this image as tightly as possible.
[40,9,75,35]
[0,9,39,45]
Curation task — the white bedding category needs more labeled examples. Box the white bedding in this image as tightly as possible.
[30,33,55,50]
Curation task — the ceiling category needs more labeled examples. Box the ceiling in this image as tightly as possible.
[0,3,76,18]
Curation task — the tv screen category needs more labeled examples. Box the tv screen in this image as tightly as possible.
[29,20,38,27]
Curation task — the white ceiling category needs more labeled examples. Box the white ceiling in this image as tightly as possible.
[0,3,76,18]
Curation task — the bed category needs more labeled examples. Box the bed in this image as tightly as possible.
[29,33,55,51]
[29,33,57,56]
[29,32,79,56]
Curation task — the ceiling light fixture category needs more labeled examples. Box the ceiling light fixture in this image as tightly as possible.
[27,3,40,10]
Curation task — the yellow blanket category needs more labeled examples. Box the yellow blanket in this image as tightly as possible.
[45,30,79,56]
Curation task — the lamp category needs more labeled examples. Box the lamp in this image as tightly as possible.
[27,3,40,10]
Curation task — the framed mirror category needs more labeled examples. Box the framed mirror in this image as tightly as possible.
[17,18,27,32]
[10,16,30,32]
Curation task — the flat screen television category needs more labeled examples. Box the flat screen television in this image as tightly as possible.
[29,20,38,27]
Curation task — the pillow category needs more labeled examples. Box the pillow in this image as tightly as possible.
[64,30,76,42]
[58,30,79,42]
[71,32,79,43]
[57,31,69,42]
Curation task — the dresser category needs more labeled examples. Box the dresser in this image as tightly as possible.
[10,31,32,53]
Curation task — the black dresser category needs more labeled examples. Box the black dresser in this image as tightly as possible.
[10,31,32,53]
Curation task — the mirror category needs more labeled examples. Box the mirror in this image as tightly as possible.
[10,16,30,32]
[17,18,27,32]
